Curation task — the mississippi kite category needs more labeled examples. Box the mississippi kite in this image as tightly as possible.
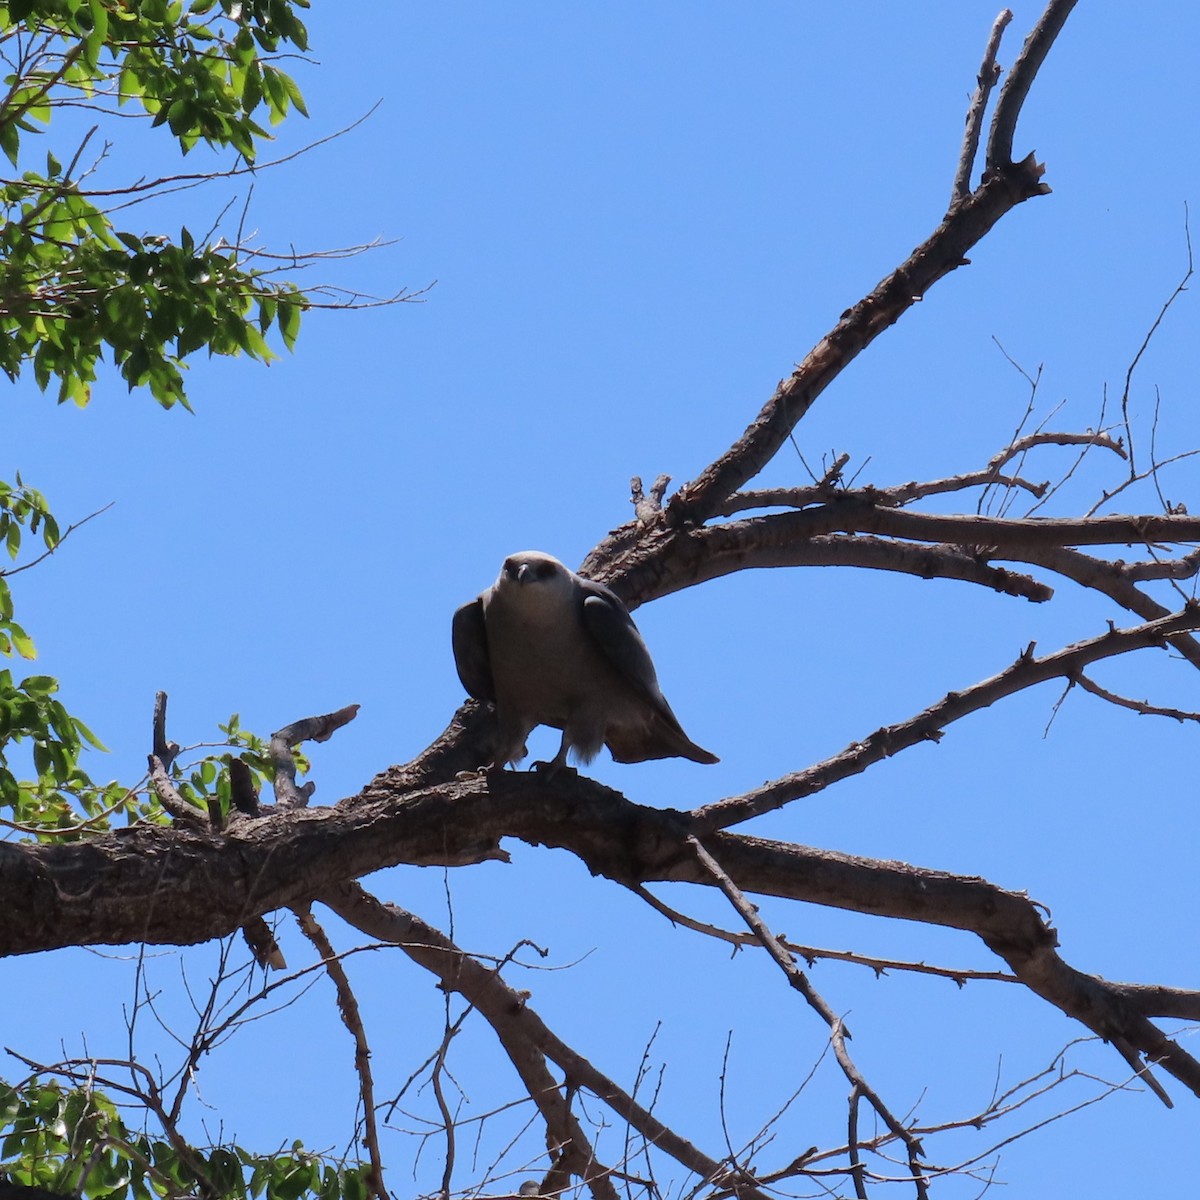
[452,551,719,771]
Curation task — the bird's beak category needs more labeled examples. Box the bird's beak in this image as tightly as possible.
[515,563,532,584]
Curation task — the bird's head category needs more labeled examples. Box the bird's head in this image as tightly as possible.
[496,551,574,602]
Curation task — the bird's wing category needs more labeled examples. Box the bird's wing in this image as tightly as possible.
[577,579,671,712]
[451,596,495,702]
[580,577,720,766]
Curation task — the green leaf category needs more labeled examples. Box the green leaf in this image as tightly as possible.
[72,716,108,751]
[79,0,111,70]
[278,298,302,351]
[277,70,308,118]
[0,121,19,168]
[18,675,58,696]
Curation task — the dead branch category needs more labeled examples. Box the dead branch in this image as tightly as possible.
[661,4,1072,531]
[986,429,1127,472]
[294,906,389,1200]
[952,9,1013,203]
[1073,673,1200,722]
[675,524,1052,602]
[689,836,930,1198]
[1118,546,1200,582]
[147,753,202,824]
[663,152,1052,528]
[271,703,360,809]
[1008,546,1200,671]
[694,603,1200,830]
[632,883,1019,984]
[986,0,1079,168]
[321,882,765,1200]
[1119,205,1194,474]
[1109,983,1200,1022]
[724,502,1200,553]
[715,466,1048,516]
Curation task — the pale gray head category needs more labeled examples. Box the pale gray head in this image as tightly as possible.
[494,550,575,601]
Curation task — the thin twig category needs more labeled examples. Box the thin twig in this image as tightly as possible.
[1119,203,1194,475]
[0,500,113,578]
[1072,673,1200,723]
[687,836,929,1199]
[631,884,1018,984]
[293,906,390,1200]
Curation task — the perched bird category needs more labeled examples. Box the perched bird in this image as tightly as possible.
[452,551,719,771]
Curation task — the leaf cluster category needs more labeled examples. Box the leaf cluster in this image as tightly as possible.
[169,712,283,822]
[0,0,310,162]
[0,175,305,406]
[0,1079,371,1200]
[0,0,311,406]
[0,479,283,837]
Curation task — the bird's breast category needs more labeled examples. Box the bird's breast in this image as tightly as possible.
[483,589,619,723]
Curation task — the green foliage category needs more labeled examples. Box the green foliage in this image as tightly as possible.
[0,178,308,406]
[0,475,59,657]
[0,1078,374,1200]
[0,477,122,834]
[0,0,312,407]
[170,712,285,823]
[0,0,319,828]
[0,0,363,1190]
[0,478,281,838]
[0,0,310,162]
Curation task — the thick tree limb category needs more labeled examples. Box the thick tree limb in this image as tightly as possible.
[717,503,1200,553]
[4,764,1198,1099]
[680,524,1052,601]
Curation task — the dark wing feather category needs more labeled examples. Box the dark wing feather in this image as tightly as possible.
[580,578,720,765]
[578,580,671,712]
[451,596,495,702]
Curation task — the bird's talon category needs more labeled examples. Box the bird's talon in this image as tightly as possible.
[532,760,574,776]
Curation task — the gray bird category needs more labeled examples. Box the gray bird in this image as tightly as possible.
[452,551,719,771]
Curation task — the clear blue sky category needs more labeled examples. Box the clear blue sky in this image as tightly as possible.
[6,4,1200,1196]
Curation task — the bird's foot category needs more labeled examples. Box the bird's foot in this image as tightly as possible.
[453,766,493,780]
[531,759,576,778]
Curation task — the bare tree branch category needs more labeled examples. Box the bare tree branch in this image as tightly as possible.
[986,0,1078,168]
[323,884,665,1200]
[271,703,360,810]
[1072,673,1200,723]
[689,836,930,1199]
[695,603,1200,831]
[632,883,1019,985]
[952,9,1013,203]
[293,905,389,1200]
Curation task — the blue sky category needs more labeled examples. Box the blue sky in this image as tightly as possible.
[6,3,1200,1196]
